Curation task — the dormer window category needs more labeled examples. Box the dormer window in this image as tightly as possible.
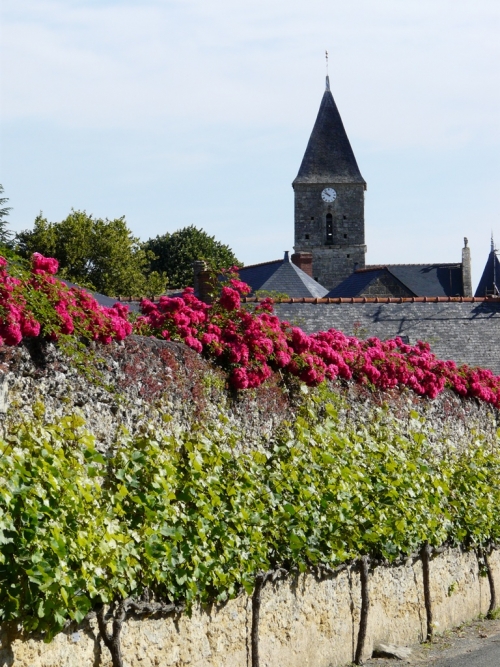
[326,213,333,243]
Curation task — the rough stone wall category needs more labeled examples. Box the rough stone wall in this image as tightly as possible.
[332,382,499,457]
[1,547,498,667]
[0,337,294,453]
[1,337,498,456]
[1,336,498,458]
[1,336,499,666]
[293,182,366,289]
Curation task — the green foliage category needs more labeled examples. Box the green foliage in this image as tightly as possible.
[0,244,25,263]
[144,225,240,289]
[16,210,167,297]
[255,290,290,300]
[1,388,500,640]
[0,184,13,247]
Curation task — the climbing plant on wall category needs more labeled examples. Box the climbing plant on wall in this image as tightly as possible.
[1,389,499,650]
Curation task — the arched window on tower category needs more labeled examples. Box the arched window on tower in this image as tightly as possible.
[326,214,333,244]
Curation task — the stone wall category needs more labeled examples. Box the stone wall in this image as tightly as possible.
[1,336,499,666]
[0,336,295,453]
[1,336,498,456]
[1,547,498,667]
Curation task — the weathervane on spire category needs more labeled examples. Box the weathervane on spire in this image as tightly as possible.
[325,49,330,91]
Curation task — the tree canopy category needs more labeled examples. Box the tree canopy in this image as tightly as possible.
[0,184,13,248]
[144,225,241,289]
[16,210,166,297]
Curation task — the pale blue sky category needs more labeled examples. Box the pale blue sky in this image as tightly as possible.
[1,0,499,289]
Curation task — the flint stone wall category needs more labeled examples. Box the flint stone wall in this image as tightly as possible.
[0,337,295,452]
[0,336,499,666]
[0,337,498,457]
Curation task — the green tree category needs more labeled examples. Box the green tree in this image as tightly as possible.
[0,184,13,247]
[144,225,241,289]
[16,210,167,297]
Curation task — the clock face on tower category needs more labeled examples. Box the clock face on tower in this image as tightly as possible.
[321,187,337,203]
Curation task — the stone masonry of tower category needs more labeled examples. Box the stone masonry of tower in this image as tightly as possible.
[294,183,365,289]
[293,76,367,291]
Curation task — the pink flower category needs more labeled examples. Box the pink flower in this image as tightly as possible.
[275,351,291,368]
[31,253,59,275]
[202,332,220,346]
[185,336,203,353]
[2,323,22,345]
[231,367,249,389]
[219,287,241,311]
[228,279,251,295]
[291,327,310,354]
[21,317,41,338]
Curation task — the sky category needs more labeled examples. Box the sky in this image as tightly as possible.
[1,0,499,290]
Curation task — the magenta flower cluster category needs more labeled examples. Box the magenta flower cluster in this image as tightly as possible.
[0,253,132,346]
[136,270,500,408]
[2,255,499,409]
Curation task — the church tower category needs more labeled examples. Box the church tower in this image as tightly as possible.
[293,76,366,290]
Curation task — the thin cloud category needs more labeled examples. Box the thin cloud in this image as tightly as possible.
[2,0,499,149]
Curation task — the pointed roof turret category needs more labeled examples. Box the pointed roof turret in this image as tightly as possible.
[475,236,500,297]
[293,78,366,186]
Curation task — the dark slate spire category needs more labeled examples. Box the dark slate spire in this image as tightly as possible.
[293,80,366,186]
[475,236,500,297]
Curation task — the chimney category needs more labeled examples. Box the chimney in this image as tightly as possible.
[193,260,213,303]
[291,251,313,278]
[462,238,473,297]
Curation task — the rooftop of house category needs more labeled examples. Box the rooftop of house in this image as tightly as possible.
[328,263,464,298]
[475,239,500,297]
[62,280,142,312]
[238,252,329,299]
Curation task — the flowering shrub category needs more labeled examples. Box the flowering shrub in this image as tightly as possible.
[135,267,500,409]
[0,253,132,345]
[1,254,500,410]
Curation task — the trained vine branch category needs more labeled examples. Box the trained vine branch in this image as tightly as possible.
[421,543,434,642]
[354,556,371,665]
[96,595,184,667]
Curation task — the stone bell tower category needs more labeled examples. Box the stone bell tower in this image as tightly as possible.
[293,76,367,291]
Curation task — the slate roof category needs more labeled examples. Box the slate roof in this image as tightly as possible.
[272,300,500,375]
[236,260,283,292]
[327,268,415,298]
[475,244,500,297]
[293,77,365,186]
[237,253,329,299]
[385,264,464,297]
[328,264,464,298]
